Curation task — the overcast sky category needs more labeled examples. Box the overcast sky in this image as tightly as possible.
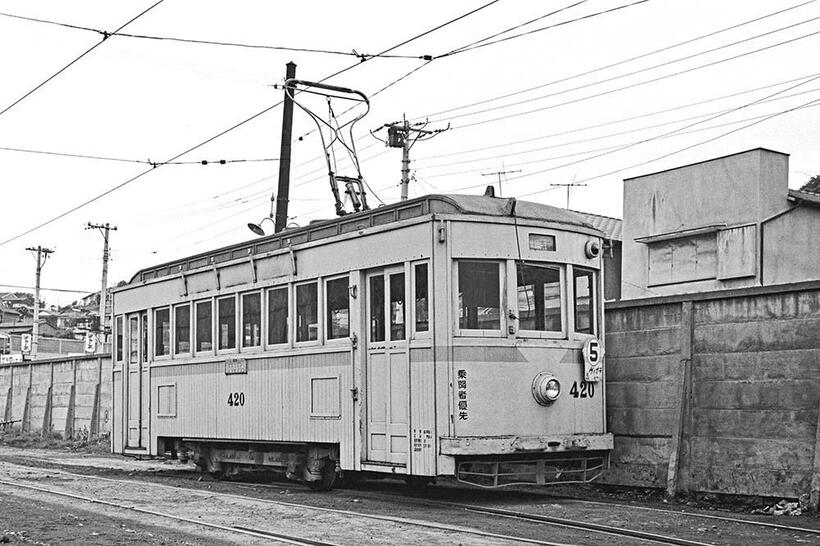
[1,0,819,305]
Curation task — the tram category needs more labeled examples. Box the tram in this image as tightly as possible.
[111,192,613,489]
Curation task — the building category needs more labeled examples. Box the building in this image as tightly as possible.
[621,148,820,299]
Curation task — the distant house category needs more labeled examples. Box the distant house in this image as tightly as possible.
[0,305,21,323]
[0,293,27,307]
[621,148,820,299]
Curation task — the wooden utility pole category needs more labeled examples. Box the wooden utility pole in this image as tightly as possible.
[482,169,521,198]
[377,115,449,200]
[87,222,117,350]
[25,246,54,358]
[274,61,297,233]
[550,182,588,209]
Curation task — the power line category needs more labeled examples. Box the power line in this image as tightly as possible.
[438,15,820,127]
[518,94,820,197]
[439,0,649,58]
[0,145,279,166]
[414,72,820,163]
[418,0,818,120]
[0,283,94,294]
[0,0,165,119]
[449,25,820,132]
[416,83,820,172]
[0,0,502,248]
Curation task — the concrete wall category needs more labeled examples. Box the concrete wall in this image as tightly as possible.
[604,281,820,499]
[0,355,112,439]
[621,148,790,299]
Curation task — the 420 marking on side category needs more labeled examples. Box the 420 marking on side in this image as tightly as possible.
[569,381,595,398]
[227,392,245,406]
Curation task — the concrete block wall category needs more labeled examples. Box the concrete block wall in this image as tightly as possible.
[0,355,111,439]
[604,281,820,499]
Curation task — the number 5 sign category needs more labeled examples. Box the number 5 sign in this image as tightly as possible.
[582,337,604,382]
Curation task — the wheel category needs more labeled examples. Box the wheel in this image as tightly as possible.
[307,459,337,492]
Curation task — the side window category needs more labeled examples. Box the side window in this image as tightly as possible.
[457,261,501,331]
[326,277,350,340]
[140,312,148,363]
[414,263,429,334]
[154,308,170,357]
[242,292,261,348]
[218,296,236,350]
[195,300,213,352]
[296,282,318,342]
[573,267,596,335]
[517,262,562,333]
[267,287,288,345]
[369,275,385,343]
[115,316,123,362]
[174,304,191,355]
[129,316,139,363]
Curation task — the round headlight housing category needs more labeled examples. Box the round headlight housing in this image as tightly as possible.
[532,372,561,406]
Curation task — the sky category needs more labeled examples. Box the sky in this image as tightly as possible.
[1,0,819,306]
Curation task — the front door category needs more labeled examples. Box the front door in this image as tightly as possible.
[125,313,148,449]
[365,267,409,466]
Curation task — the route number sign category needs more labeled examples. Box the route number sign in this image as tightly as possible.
[582,337,603,382]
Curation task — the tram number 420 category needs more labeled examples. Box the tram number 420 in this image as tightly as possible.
[569,381,595,398]
[227,392,245,407]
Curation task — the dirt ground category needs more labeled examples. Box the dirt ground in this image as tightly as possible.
[1,440,820,545]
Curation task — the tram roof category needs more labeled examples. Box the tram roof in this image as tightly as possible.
[127,193,600,284]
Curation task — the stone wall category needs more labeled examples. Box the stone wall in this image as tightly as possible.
[604,281,820,500]
[0,355,112,439]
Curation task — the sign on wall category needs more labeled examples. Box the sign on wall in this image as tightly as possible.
[84,332,97,354]
[20,334,31,354]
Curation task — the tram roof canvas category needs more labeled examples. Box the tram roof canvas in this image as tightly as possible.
[120,193,602,287]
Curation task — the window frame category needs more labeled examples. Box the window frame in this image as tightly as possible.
[173,303,192,357]
[453,259,505,338]
[513,260,566,340]
[194,298,215,355]
[324,274,351,344]
[411,261,431,340]
[265,284,291,349]
[153,307,171,359]
[571,265,598,337]
[216,294,238,353]
[114,315,124,363]
[294,279,321,346]
[240,291,263,351]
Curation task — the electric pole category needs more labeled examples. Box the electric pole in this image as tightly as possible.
[375,115,449,200]
[274,61,297,233]
[482,169,521,198]
[87,222,117,350]
[25,246,54,359]
[550,182,588,209]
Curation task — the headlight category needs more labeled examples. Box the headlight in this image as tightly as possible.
[532,372,561,406]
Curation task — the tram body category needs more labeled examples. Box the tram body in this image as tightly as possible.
[111,194,613,488]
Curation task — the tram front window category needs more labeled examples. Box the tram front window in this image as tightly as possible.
[296,282,318,342]
[574,268,595,335]
[326,277,350,340]
[154,308,170,356]
[517,262,562,332]
[458,261,501,331]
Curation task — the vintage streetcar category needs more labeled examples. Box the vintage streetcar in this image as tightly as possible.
[111,193,613,489]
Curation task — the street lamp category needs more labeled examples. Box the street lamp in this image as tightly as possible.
[248,193,275,236]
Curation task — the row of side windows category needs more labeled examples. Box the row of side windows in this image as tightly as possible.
[115,262,431,362]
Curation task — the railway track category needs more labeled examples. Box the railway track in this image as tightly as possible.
[3,454,819,545]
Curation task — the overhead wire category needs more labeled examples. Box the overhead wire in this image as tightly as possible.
[0,0,503,248]
[0,0,165,119]
[437,15,820,127]
[0,145,279,166]
[418,0,818,119]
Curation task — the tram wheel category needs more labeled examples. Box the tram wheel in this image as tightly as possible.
[307,459,338,492]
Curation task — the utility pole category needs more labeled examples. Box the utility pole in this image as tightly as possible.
[87,222,117,350]
[274,61,297,233]
[482,169,521,198]
[550,182,588,209]
[375,115,449,200]
[25,246,54,359]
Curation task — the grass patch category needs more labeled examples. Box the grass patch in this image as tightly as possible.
[0,427,110,454]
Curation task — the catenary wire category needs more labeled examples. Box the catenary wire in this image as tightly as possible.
[0,145,279,166]
[418,0,817,119]
[436,15,820,126]
[0,0,165,119]
[0,0,502,248]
